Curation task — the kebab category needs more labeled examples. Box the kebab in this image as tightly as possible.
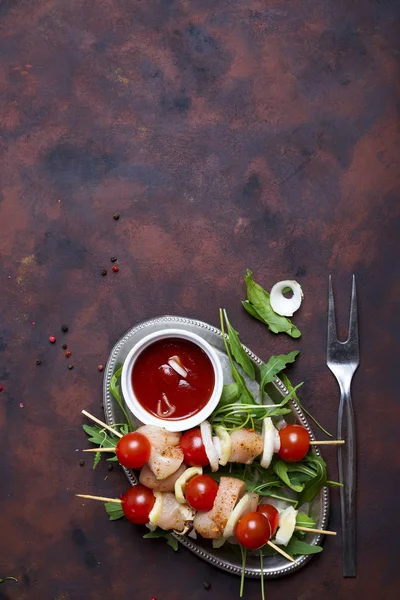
[82,411,343,478]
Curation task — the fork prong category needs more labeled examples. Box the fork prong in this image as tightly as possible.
[347,274,359,345]
[327,275,338,344]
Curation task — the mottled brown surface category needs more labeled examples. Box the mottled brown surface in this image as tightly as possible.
[0,0,399,598]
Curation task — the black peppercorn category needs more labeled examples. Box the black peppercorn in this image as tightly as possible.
[36,359,41,365]
[62,343,67,350]
[61,325,69,333]
[110,256,117,263]
[100,268,107,276]
[68,364,74,370]
[79,459,85,466]
[204,582,211,590]
[108,464,114,472]
[113,212,120,220]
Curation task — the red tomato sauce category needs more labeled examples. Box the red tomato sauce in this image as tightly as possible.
[132,338,215,421]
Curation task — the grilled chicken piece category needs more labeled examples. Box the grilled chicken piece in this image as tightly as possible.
[152,492,195,532]
[139,463,186,492]
[229,429,263,464]
[193,476,246,539]
[193,511,221,539]
[137,425,184,480]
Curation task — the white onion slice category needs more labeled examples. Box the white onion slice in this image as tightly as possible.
[274,506,298,546]
[157,393,176,417]
[168,356,187,378]
[270,280,303,317]
[213,436,222,459]
[273,427,281,453]
[223,493,255,539]
[148,491,163,526]
[200,421,219,472]
[260,417,276,468]
[214,426,232,466]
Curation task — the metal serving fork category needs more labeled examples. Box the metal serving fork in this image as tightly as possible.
[327,275,359,578]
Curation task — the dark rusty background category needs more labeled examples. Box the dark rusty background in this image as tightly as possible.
[0,0,399,599]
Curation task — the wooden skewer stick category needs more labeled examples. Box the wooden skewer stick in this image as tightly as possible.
[83,447,117,453]
[76,494,122,504]
[81,409,123,438]
[267,541,295,563]
[309,440,345,445]
[295,526,336,536]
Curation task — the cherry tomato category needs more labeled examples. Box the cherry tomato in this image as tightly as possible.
[185,475,218,511]
[116,432,151,469]
[180,428,209,467]
[257,504,280,536]
[122,485,155,524]
[278,424,310,462]
[235,512,271,550]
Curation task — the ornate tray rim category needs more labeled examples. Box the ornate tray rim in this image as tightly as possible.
[103,315,329,579]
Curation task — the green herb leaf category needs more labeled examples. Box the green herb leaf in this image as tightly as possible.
[280,373,332,437]
[265,406,292,418]
[110,367,123,403]
[242,300,265,323]
[82,423,120,469]
[0,577,17,584]
[296,512,316,528]
[244,270,301,338]
[260,550,265,600]
[219,310,255,404]
[110,367,135,431]
[285,538,323,556]
[272,460,305,492]
[143,528,179,551]
[105,502,125,520]
[239,545,247,598]
[93,451,101,470]
[260,351,299,395]
[223,310,255,379]
[220,383,241,407]
[296,453,327,506]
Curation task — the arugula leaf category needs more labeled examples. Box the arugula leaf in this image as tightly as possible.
[219,310,255,404]
[0,577,17,584]
[264,381,303,418]
[219,383,241,406]
[265,406,292,418]
[223,310,255,379]
[296,512,316,528]
[285,538,323,556]
[242,300,265,323]
[110,367,123,403]
[243,270,301,338]
[82,424,120,469]
[280,373,332,437]
[296,453,327,506]
[105,502,125,520]
[82,424,120,447]
[272,460,304,492]
[143,528,179,551]
[260,351,299,395]
[110,367,135,431]
[93,451,102,469]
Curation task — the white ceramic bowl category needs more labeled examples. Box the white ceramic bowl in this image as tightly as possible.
[120,328,224,432]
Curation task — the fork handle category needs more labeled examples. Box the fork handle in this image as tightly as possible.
[337,386,357,577]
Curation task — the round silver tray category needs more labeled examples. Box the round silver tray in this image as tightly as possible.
[103,315,329,578]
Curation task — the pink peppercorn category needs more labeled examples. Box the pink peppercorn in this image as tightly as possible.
[49,336,56,343]
[0,385,3,392]
[112,265,119,272]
